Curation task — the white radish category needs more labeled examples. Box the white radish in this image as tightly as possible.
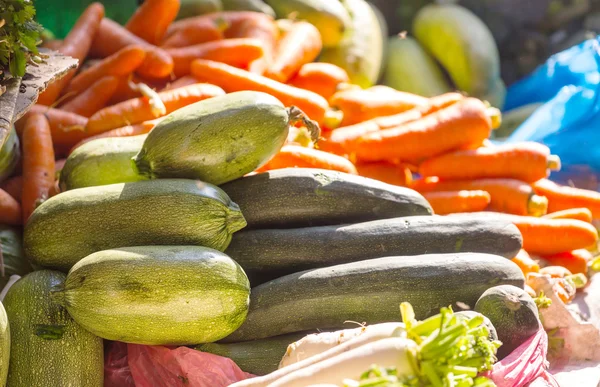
[279,322,404,369]
[268,337,417,387]
[230,323,405,387]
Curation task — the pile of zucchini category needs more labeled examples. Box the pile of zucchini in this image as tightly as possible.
[1,91,534,385]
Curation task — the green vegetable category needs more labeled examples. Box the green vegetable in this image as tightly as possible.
[3,270,104,386]
[133,91,318,185]
[52,246,250,345]
[0,126,20,183]
[0,301,8,387]
[176,0,223,20]
[0,225,33,290]
[220,168,432,229]
[222,0,275,17]
[59,135,148,191]
[222,253,525,342]
[474,285,540,359]
[0,0,43,77]
[226,215,523,284]
[24,178,246,271]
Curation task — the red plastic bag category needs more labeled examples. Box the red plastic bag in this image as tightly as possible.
[128,344,255,387]
[486,327,560,387]
[104,341,135,387]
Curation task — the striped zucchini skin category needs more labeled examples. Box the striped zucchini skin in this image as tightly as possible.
[220,168,432,229]
[222,253,525,342]
[226,215,523,283]
[3,270,104,387]
[24,179,246,271]
[0,302,8,387]
[54,246,250,346]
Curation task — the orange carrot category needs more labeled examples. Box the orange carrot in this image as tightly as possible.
[42,39,63,50]
[15,105,88,151]
[532,178,600,219]
[21,114,55,223]
[90,18,174,79]
[191,59,330,124]
[524,284,537,297]
[346,98,496,164]
[329,88,429,126]
[288,63,350,100]
[167,38,265,77]
[355,161,412,186]
[320,93,465,155]
[60,76,120,117]
[161,76,200,91]
[37,3,105,106]
[412,177,548,216]
[543,208,593,223]
[161,18,226,48]
[70,118,162,153]
[419,142,562,183]
[511,249,540,277]
[423,190,491,215]
[265,21,322,83]
[0,176,22,202]
[541,249,591,275]
[86,83,225,134]
[257,145,358,174]
[125,0,180,45]
[225,13,278,74]
[63,45,147,95]
[0,189,21,225]
[539,266,573,279]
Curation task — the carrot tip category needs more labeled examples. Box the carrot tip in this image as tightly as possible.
[529,194,549,217]
[547,155,562,171]
[486,107,502,130]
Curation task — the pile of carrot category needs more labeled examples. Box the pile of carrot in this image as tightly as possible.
[2,0,599,296]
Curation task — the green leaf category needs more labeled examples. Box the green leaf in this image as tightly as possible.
[9,46,25,76]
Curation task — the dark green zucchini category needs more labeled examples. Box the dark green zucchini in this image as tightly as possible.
[225,215,523,283]
[0,225,33,289]
[221,253,525,342]
[196,332,309,375]
[220,168,432,229]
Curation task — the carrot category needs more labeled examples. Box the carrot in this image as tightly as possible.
[125,0,180,45]
[413,177,548,216]
[0,189,21,225]
[511,249,540,277]
[37,3,105,106]
[288,63,350,100]
[42,39,63,50]
[108,75,152,105]
[543,207,593,223]
[265,21,322,83]
[167,38,265,77]
[225,12,278,74]
[190,59,330,124]
[160,18,226,48]
[539,266,573,279]
[90,18,174,79]
[346,98,496,164]
[63,45,147,96]
[15,105,88,151]
[0,176,22,202]
[257,145,358,174]
[355,161,412,186]
[532,178,600,219]
[60,76,120,117]
[70,118,162,153]
[541,249,592,275]
[423,190,491,215]
[161,75,200,91]
[329,88,429,126]
[418,142,562,183]
[320,93,465,155]
[86,83,225,134]
[21,114,55,223]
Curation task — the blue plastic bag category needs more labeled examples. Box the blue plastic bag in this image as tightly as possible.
[504,37,600,188]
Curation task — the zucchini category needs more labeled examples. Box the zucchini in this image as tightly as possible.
[3,270,103,386]
[222,253,525,342]
[0,225,32,290]
[475,285,540,359]
[24,179,246,271]
[177,0,223,20]
[134,91,318,186]
[196,332,309,375]
[0,302,8,387]
[52,246,250,345]
[226,215,523,283]
[59,135,147,191]
[222,0,275,17]
[220,168,432,229]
